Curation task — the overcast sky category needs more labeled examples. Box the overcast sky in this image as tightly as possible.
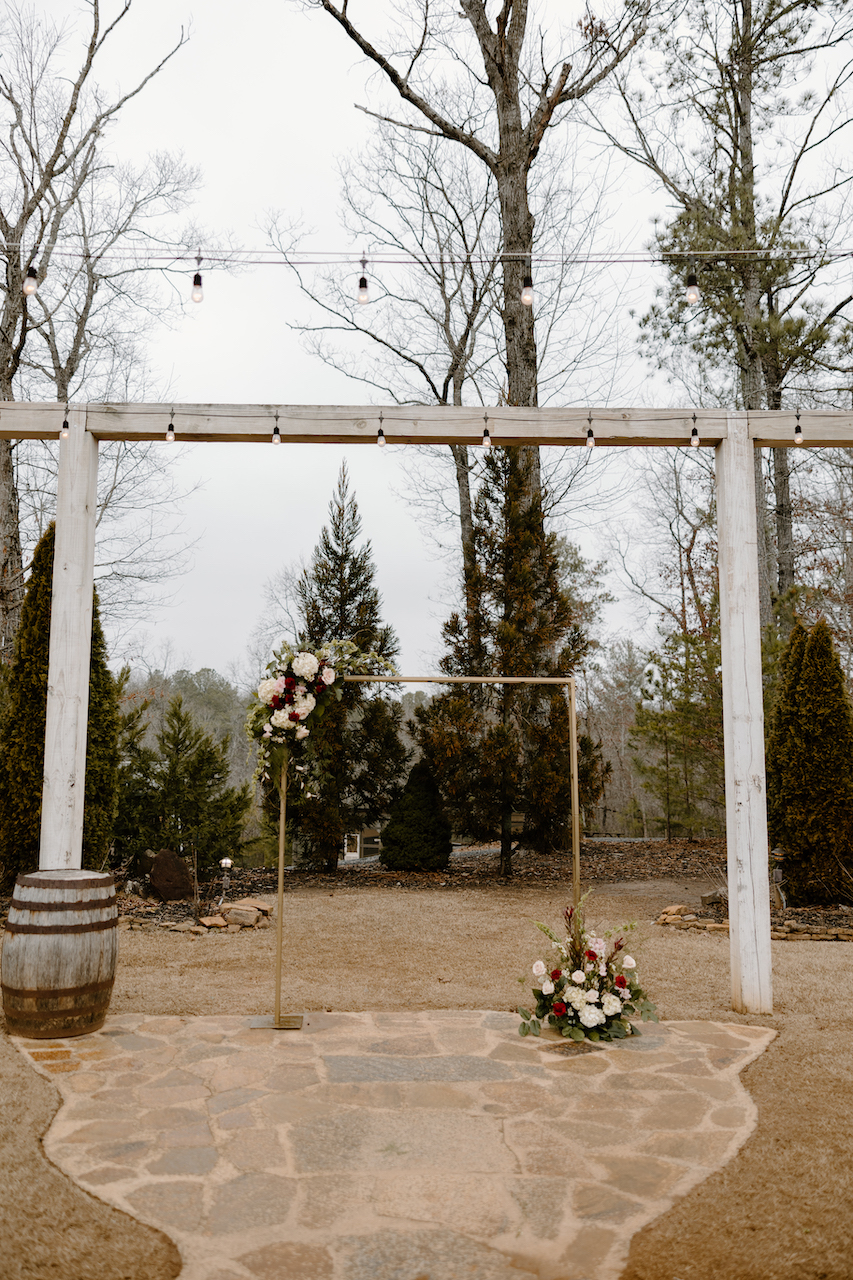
[34,0,664,682]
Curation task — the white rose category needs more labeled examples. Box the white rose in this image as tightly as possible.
[579,1006,606,1028]
[622,956,636,969]
[321,667,336,684]
[532,960,546,977]
[602,994,622,1017]
[572,971,585,984]
[541,980,554,996]
[295,725,310,740]
[257,679,278,705]
[585,989,600,1003]
[292,652,320,679]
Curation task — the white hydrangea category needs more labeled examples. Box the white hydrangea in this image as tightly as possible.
[292,652,320,679]
[579,1005,606,1028]
[565,989,586,1011]
[602,994,622,1017]
[271,709,292,728]
[257,679,278,705]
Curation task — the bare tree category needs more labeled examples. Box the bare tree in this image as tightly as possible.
[0,0,193,661]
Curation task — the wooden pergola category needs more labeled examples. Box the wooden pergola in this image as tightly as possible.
[6,400,851,1016]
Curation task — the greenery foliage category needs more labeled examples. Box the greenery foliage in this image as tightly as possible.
[114,694,251,874]
[379,759,452,872]
[0,523,119,889]
[286,464,408,871]
[766,618,853,904]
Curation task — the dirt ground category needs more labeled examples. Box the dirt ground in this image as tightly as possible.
[2,871,852,1280]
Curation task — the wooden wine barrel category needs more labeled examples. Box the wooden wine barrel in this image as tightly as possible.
[1,869,117,1039]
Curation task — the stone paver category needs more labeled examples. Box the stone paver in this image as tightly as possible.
[12,1013,774,1280]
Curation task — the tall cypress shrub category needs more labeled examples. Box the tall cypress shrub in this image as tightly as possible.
[766,618,853,904]
[0,523,119,889]
[380,759,452,872]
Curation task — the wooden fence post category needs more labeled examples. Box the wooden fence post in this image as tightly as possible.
[716,413,773,1014]
[39,408,99,871]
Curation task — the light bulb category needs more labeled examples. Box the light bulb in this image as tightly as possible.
[191,271,203,303]
[585,427,595,447]
[60,419,70,440]
[521,275,534,306]
[22,266,38,296]
[686,272,700,305]
[219,857,232,869]
[482,427,491,449]
[358,275,369,304]
[165,423,176,442]
[377,427,386,447]
[272,425,281,445]
[794,415,803,445]
[691,426,700,447]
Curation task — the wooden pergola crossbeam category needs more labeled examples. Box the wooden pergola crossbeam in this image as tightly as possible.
[24,400,853,1015]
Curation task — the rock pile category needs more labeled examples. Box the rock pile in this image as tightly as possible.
[655,904,729,934]
[197,899,273,933]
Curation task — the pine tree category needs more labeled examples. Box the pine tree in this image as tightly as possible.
[113,695,251,873]
[415,447,599,875]
[766,618,853,904]
[0,523,119,889]
[379,759,452,872]
[289,463,408,871]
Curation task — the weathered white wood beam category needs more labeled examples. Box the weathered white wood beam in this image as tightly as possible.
[748,410,853,447]
[40,409,99,871]
[716,413,773,1014]
[0,402,725,446]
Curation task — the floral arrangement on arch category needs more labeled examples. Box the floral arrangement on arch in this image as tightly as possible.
[518,893,658,1042]
[246,639,394,792]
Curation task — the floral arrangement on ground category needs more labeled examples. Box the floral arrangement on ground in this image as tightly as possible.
[518,893,658,1042]
[246,639,393,791]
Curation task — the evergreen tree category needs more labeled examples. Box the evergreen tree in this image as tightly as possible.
[289,464,408,871]
[766,618,853,904]
[416,447,599,875]
[379,759,452,872]
[0,523,119,889]
[113,694,251,873]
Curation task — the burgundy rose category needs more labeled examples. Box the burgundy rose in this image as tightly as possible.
[288,711,301,723]
[270,695,281,709]
[550,969,562,981]
[584,949,597,962]
[285,677,296,690]
[284,692,294,704]
[615,974,627,989]
[552,1001,567,1016]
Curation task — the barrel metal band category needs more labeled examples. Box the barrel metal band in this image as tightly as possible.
[17,874,115,890]
[4,917,117,935]
[1,978,115,999]
[5,1003,110,1023]
[10,895,117,913]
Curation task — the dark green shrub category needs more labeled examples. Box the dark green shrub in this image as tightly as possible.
[380,759,452,872]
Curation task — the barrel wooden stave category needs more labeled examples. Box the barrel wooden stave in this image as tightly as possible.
[1,869,118,1038]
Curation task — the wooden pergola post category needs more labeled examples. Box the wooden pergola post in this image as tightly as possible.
[39,408,99,871]
[716,413,772,1013]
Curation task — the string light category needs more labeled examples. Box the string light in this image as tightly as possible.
[586,414,595,447]
[691,414,699,447]
[22,266,38,296]
[377,412,386,446]
[686,269,700,305]
[165,410,175,443]
[60,414,70,440]
[794,411,803,445]
[521,274,534,306]
[191,251,203,303]
[482,413,491,448]
[358,253,369,304]
[272,411,281,445]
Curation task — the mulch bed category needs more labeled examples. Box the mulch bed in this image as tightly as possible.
[3,840,850,934]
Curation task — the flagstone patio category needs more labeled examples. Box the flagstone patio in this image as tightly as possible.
[13,1012,774,1280]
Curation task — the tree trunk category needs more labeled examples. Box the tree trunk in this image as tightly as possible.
[450,444,477,623]
[772,446,795,602]
[499,685,514,877]
[0,437,23,665]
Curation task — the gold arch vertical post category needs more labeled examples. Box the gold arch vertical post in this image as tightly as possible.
[273,759,302,1030]
[568,678,581,906]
